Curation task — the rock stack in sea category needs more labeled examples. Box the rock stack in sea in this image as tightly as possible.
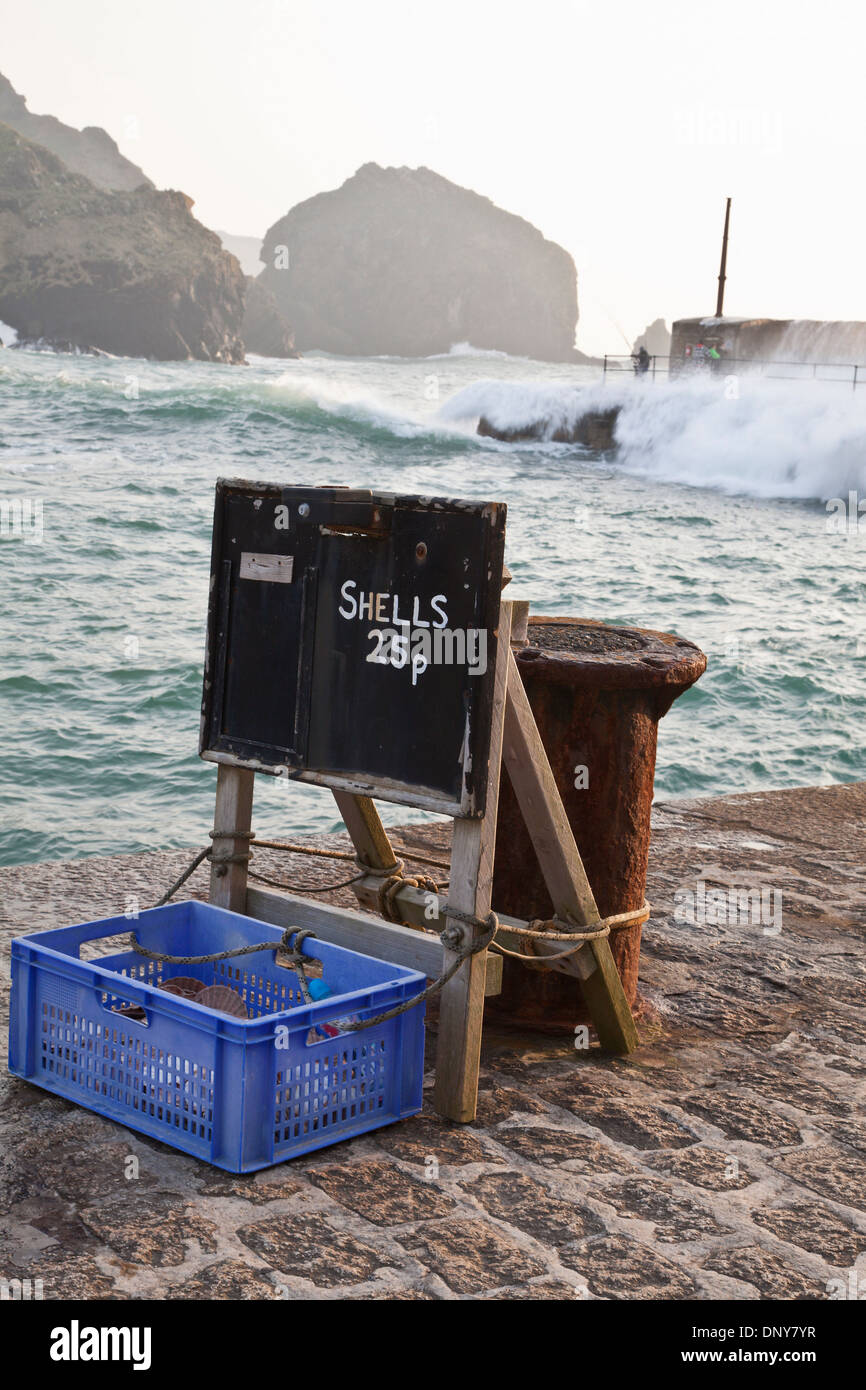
[242,276,300,358]
[632,318,671,358]
[247,162,579,361]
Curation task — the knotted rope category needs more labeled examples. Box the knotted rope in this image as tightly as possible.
[359,857,441,923]
[491,902,651,965]
[129,922,316,977]
[151,829,253,907]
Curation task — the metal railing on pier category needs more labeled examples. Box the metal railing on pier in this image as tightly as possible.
[603,354,865,389]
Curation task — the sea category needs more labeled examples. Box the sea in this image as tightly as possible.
[1,340,864,868]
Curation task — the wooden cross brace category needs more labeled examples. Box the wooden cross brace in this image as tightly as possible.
[209,598,639,1123]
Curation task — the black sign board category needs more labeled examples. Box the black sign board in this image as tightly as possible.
[200,480,507,817]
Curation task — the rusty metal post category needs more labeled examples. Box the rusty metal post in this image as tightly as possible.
[488,616,706,1032]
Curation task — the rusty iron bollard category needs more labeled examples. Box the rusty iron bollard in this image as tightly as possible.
[489,615,707,1032]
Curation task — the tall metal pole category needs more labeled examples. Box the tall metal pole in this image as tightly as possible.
[715,197,732,318]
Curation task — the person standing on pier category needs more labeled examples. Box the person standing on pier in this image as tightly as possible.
[633,345,651,375]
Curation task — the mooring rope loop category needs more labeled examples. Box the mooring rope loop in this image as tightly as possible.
[362,857,441,923]
[490,902,651,964]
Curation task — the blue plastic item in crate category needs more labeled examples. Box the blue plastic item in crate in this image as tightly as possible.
[8,900,427,1171]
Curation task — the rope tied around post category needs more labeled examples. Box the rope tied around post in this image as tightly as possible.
[147,830,643,1006]
[491,902,651,966]
[359,856,441,924]
[209,827,254,882]
[152,827,254,908]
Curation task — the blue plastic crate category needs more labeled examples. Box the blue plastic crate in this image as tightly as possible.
[8,900,427,1171]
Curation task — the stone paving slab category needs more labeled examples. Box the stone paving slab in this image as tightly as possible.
[0,785,864,1300]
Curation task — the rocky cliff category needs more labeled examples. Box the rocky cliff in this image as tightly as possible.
[0,123,246,362]
[633,318,671,358]
[0,72,151,191]
[256,163,578,360]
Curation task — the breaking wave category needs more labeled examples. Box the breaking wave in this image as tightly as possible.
[7,342,866,501]
[441,374,866,500]
[0,350,473,447]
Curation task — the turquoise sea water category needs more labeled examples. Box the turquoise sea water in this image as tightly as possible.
[1,345,864,867]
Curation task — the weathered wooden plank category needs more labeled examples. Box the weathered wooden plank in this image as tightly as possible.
[433,600,513,1121]
[335,788,441,935]
[502,648,639,1054]
[200,753,466,819]
[579,935,640,1048]
[331,791,397,873]
[239,552,294,583]
[246,884,442,973]
[209,764,255,912]
[510,598,531,646]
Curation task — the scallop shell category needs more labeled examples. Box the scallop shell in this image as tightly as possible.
[159,976,206,999]
[115,1004,147,1023]
[196,984,249,1018]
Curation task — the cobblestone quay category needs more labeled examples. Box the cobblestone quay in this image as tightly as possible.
[1,782,864,1300]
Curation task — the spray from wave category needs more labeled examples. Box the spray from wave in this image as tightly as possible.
[440,374,866,500]
[266,370,473,442]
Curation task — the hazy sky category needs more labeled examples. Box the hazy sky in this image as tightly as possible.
[2,0,865,354]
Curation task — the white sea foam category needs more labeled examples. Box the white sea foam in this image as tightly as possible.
[440,374,866,500]
[268,370,467,440]
[0,319,19,346]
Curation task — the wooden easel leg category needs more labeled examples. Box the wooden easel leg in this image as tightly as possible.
[433,601,513,1121]
[578,937,640,1052]
[209,763,255,912]
[331,791,398,875]
[502,648,639,1054]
